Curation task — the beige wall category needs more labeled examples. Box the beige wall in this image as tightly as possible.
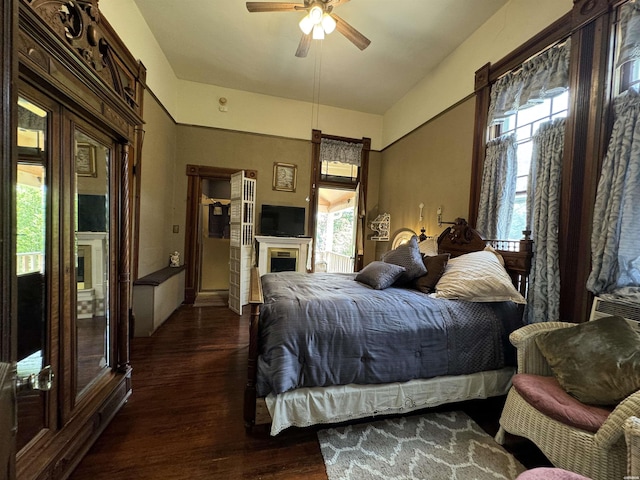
[134,102,381,275]
[364,150,382,266]
[201,237,230,290]
[376,98,476,259]
[103,0,571,150]
[173,125,381,268]
[175,125,311,233]
[104,0,570,273]
[136,91,178,277]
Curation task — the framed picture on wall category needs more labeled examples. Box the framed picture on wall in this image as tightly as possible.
[273,162,297,192]
[76,142,97,177]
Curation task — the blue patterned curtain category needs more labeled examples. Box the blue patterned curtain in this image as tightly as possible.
[587,88,640,295]
[477,134,517,239]
[526,118,566,323]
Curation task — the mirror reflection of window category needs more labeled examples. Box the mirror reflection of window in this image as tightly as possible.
[16,96,48,450]
[74,129,110,396]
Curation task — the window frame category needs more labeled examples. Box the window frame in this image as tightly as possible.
[470,0,619,323]
[488,92,570,239]
[308,129,370,272]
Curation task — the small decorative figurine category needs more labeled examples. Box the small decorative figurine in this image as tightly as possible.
[170,251,180,267]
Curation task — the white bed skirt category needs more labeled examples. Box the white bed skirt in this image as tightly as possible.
[265,367,515,435]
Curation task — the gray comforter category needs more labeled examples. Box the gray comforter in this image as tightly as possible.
[256,272,523,397]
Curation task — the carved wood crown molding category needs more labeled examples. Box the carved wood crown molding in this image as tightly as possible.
[23,0,144,114]
[572,0,613,30]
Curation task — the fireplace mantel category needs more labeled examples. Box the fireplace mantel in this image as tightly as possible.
[255,236,312,273]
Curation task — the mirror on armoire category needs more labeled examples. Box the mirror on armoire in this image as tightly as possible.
[74,129,110,397]
[16,96,48,451]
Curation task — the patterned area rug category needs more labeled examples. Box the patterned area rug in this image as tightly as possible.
[318,411,525,480]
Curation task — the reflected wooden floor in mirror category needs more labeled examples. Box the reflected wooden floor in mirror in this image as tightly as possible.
[69,304,551,479]
[76,315,108,393]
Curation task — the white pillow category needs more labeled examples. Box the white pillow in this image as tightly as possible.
[434,249,526,304]
[418,237,438,256]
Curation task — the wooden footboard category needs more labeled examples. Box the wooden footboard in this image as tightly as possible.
[244,266,263,432]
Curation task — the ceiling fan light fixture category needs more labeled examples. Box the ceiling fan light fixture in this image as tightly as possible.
[321,14,336,34]
[312,24,325,40]
[299,15,314,35]
[308,5,324,24]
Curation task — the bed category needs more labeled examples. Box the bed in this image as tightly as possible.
[244,218,533,435]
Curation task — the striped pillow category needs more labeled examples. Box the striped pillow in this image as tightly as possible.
[434,249,526,304]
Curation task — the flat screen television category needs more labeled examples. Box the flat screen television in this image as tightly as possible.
[77,194,107,232]
[260,205,306,237]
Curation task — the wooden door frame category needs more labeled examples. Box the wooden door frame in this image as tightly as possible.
[1,0,17,476]
[308,130,371,272]
[183,165,257,304]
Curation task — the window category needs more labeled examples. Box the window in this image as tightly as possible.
[614,0,640,95]
[310,133,369,273]
[489,92,569,239]
[587,0,640,295]
[612,0,640,289]
[320,160,358,184]
[618,59,640,93]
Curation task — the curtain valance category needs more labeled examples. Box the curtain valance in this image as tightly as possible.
[489,39,571,122]
[320,138,363,166]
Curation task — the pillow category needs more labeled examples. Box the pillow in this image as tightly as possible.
[484,244,505,265]
[381,235,427,285]
[413,253,450,293]
[355,261,406,290]
[418,237,439,256]
[433,249,526,303]
[535,315,640,405]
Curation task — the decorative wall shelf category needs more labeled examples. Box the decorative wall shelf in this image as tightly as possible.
[370,213,390,241]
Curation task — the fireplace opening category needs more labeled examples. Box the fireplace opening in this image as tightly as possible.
[267,247,298,273]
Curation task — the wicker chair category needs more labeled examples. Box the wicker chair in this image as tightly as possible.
[495,322,640,480]
[626,416,640,477]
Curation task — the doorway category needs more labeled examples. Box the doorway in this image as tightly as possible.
[314,187,357,273]
[307,130,371,273]
[197,178,230,307]
[183,165,257,305]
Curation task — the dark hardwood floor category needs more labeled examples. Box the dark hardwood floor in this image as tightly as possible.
[69,303,551,480]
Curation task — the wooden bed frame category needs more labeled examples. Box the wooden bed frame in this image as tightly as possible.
[244,218,533,432]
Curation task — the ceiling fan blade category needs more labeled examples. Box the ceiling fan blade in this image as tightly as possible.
[295,33,312,58]
[246,2,302,13]
[332,13,370,51]
[327,0,351,6]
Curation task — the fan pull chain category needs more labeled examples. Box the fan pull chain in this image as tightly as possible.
[311,39,323,130]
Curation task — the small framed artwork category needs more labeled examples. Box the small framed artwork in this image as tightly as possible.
[76,142,97,177]
[273,162,297,192]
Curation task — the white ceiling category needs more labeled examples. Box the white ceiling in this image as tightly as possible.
[133,0,508,115]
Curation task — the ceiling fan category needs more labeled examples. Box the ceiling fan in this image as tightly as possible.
[246,0,371,57]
